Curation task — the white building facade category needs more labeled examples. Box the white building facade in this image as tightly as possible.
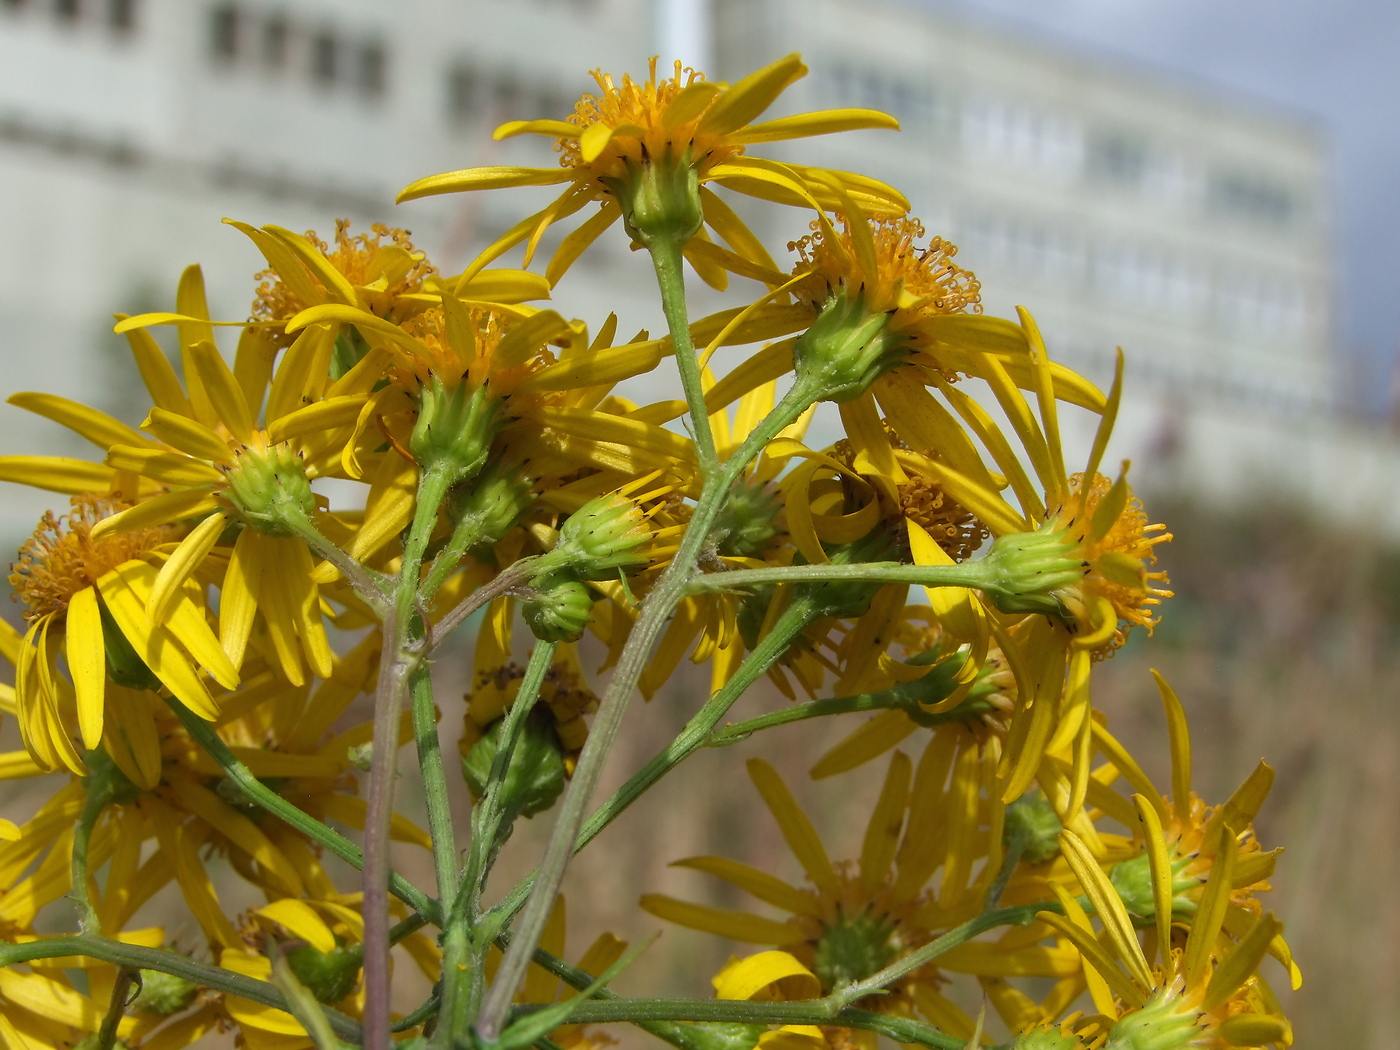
[0,0,1383,540]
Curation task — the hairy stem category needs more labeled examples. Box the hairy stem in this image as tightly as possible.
[410,664,459,908]
[649,231,717,477]
[476,383,819,1040]
[94,967,133,1050]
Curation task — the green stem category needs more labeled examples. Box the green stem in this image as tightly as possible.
[393,994,441,1033]
[497,931,753,1050]
[571,595,820,855]
[648,231,717,477]
[71,777,108,933]
[95,967,133,1050]
[509,1000,961,1050]
[163,696,441,926]
[427,557,542,653]
[705,669,986,748]
[0,936,362,1042]
[410,664,459,908]
[288,511,390,612]
[688,561,994,594]
[828,902,1057,1010]
[439,641,558,1050]
[363,465,454,1050]
[475,381,817,1041]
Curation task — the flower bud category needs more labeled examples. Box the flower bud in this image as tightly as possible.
[978,526,1085,618]
[521,572,594,643]
[603,147,705,249]
[1003,793,1063,865]
[1105,990,1201,1050]
[792,288,902,403]
[461,708,568,819]
[714,480,782,559]
[222,441,316,536]
[448,456,536,551]
[131,969,198,1016]
[410,375,504,485]
[550,494,652,581]
[285,942,362,1005]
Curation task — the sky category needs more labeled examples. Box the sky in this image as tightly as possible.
[910,0,1400,416]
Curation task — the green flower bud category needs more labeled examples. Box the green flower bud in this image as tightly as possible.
[792,288,903,403]
[1110,850,1197,922]
[714,480,782,559]
[130,969,198,1016]
[602,146,705,250]
[410,375,504,485]
[448,456,536,551]
[1105,989,1201,1050]
[521,572,594,643]
[461,708,568,819]
[222,441,316,536]
[549,494,652,581]
[979,526,1085,617]
[286,942,362,1006]
[812,908,897,992]
[1003,793,1064,865]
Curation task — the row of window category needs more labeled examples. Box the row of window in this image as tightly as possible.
[959,212,1312,339]
[209,3,386,100]
[0,0,136,33]
[818,61,1304,231]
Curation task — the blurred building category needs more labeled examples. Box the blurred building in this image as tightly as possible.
[0,0,1378,538]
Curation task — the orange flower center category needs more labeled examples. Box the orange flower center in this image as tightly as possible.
[9,494,171,623]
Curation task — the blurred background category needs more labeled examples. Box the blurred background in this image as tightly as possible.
[0,0,1396,1044]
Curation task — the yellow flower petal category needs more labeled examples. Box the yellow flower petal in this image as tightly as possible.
[90,486,219,539]
[188,339,255,442]
[105,446,225,487]
[747,758,841,897]
[255,899,338,954]
[639,894,804,944]
[671,856,820,919]
[0,456,117,495]
[699,53,806,137]
[64,587,106,751]
[731,108,899,144]
[171,776,304,896]
[397,165,575,203]
[713,950,820,1001]
[8,392,150,452]
[493,118,582,140]
[147,512,228,625]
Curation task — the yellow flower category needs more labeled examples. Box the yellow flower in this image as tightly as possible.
[641,755,1080,1044]
[6,494,236,772]
[398,55,907,287]
[1091,672,1300,990]
[1039,826,1292,1049]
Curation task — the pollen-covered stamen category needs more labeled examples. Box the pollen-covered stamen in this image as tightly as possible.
[252,219,434,334]
[10,494,171,623]
[896,475,989,563]
[557,59,740,183]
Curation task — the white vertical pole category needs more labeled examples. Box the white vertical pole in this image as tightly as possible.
[654,0,713,73]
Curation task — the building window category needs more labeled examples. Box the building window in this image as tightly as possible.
[210,3,239,60]
[310,29,337,86]
[1208,170,1295,228]
[54,0,80,22]
[357,40,386,99]
[1,0,28,12]
[447,63,479,125]
[1087,131,1147,186]
[262,13,288,70]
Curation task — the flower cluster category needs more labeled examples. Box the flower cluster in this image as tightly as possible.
[0,51,1291,1050]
